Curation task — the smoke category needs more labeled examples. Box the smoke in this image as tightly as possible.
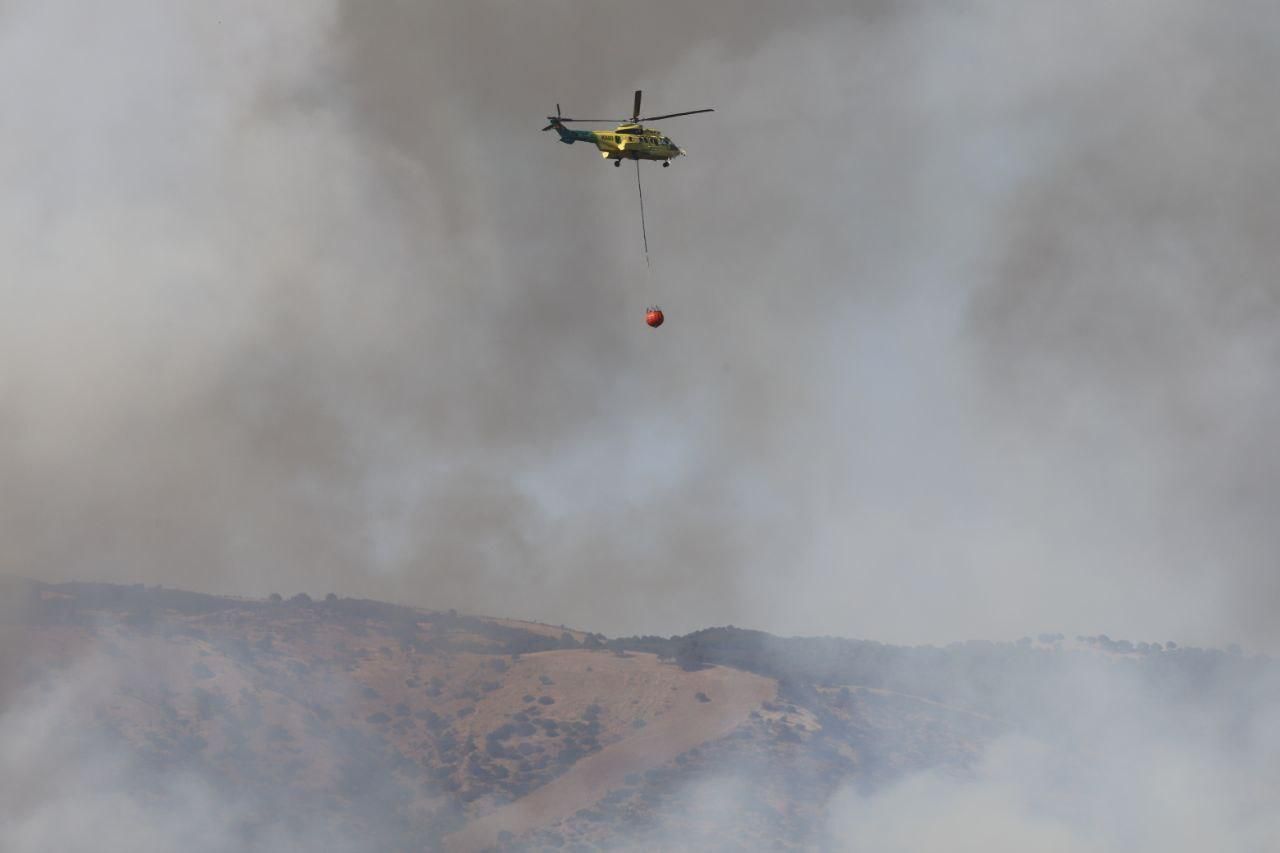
[2,0,1278,653]
[831,741,1099,853]
[1,653,233,852]
[506,640,1280,850]
[827,650,1280,852]
[0,607,444,853]
[0,650,355,853]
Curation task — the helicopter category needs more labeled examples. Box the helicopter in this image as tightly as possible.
[542,90,713,167]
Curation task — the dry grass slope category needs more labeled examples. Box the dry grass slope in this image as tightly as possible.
[445,653,775,851]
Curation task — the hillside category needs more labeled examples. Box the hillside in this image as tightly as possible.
[0,579,1275,851]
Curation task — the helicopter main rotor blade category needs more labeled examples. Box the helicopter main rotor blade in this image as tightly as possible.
[632,90,642,121]
[639,108,715,122]
[555,117,620,123]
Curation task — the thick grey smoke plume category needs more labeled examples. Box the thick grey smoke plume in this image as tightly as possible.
[2,0,1278,651]
[0,634,416,853]
[0,653,246,853]
[826,650,1280,852]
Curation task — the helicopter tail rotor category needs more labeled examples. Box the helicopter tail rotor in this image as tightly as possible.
[541,104,562,131]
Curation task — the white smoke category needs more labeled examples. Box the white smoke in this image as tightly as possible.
[827,651,1280,852]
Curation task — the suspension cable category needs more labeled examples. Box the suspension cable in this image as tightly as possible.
[635,158,650,268]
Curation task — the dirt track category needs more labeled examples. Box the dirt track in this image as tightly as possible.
[445,656,776,852]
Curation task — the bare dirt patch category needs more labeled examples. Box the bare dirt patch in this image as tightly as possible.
[445,653,775,852]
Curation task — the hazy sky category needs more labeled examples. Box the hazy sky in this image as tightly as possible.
[2,0,1277,650]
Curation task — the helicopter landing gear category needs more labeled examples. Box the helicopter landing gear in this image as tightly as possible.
[614,159,622,168]
[662,161,670,168]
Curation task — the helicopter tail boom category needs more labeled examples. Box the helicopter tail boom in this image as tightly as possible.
[542,117,594,145]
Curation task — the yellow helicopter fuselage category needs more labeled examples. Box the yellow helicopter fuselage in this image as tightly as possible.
[548,120,683,162]
[591,124,682,161]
